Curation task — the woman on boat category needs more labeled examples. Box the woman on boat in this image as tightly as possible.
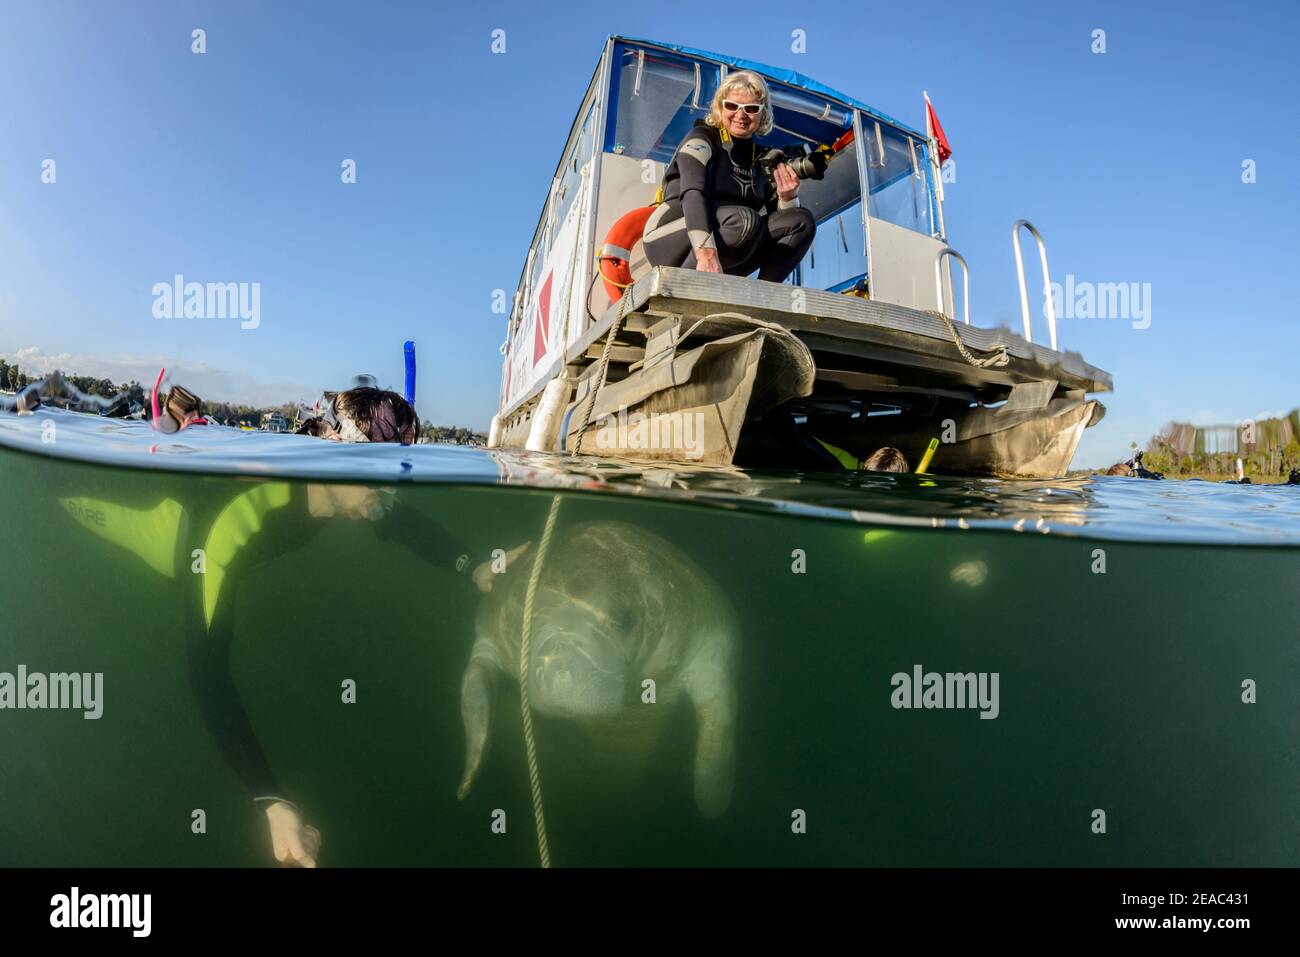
[642,70,816,282]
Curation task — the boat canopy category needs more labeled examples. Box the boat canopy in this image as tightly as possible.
[599,37,940,286]
[612,35,922,138]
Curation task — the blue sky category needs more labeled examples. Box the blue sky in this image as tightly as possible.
[1,0,1295,467]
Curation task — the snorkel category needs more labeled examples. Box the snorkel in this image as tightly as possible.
[403,340,417,408]
[150,367,165,429]
[916,437,939,488]
[149,367,208,432]
[915,438,939,474]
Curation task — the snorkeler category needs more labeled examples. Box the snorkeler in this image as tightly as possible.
[154,382,207,432]
[296,386,418,444]
[861,447,910,473]
[810,438,911,472]
[1109,449,1214,481]
[55,476,505,865]
[9,385,41,414]
[54,381,528,865]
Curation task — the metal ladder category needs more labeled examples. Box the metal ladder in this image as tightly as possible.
[1011,219,1058,351]
[934,247,970,325]
[935,220,1060,353]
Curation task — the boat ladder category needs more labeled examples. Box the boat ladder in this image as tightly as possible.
[1011,219,1059,351]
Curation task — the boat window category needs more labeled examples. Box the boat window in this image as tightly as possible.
[779,128,860,227]
[796,198,867,293]
[550,98,599,247]
[769,85,852,128]
[760,81,853,159]
[606,45,720,162]
[523,233,548,329]
[756,85,863,290]
[866,121,933,236]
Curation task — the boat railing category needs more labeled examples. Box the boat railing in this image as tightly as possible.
[934,247,970,325]
[1011,219,1058,351]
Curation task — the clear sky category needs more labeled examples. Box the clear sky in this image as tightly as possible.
[1,0,1296,467]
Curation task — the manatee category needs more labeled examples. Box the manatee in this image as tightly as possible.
[457,520,738,818]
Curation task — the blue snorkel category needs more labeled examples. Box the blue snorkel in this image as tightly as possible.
[403,341,417,408]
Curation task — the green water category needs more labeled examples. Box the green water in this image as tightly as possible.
[1,439,1298,867]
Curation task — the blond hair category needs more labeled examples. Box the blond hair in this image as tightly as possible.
[704,70,774,137]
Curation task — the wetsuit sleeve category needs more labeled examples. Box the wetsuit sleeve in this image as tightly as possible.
[763,185,802,215]
[764,195,802,213]
[186,569,285,806]
[370,500,480,582]
[674,133,717,252]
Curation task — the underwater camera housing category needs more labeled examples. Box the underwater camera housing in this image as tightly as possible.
[756,144,828,189]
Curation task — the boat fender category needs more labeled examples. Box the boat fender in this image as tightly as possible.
[598,205,657,302]
[525,378,571,453]
[487,414,503,449]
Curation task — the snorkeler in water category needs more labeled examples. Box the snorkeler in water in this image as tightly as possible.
[295,385,418,444]
[54,380,529,866]
[56,476,513,865]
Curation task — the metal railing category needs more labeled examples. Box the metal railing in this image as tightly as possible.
[1011,219,1058,351]
[934,247,970,325]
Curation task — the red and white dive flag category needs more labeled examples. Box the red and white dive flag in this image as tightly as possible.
[924,92,952,164]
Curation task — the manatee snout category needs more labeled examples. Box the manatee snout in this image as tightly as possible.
[530,623,626,717]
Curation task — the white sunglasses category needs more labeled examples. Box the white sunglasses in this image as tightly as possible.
[722,99,764,116]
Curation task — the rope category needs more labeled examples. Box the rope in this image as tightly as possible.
[518,493,563,868]
[924,309,1011,369]
[573,287,635,453]
[596,254,635,290]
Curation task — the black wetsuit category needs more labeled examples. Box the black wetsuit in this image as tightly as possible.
[181,483,477,808]
[642,119,816,282]
[56,477,476,811]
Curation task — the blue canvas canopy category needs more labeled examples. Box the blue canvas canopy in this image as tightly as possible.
[613,35,924,139]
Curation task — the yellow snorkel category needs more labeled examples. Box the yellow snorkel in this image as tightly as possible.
[916,438,939,475]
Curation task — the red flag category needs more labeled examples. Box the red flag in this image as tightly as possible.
[925,94,952,165]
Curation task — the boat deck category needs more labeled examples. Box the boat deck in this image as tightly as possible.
[529,267,1111,417]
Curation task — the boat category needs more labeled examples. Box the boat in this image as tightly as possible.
[488,36,1112,477]
[261,411,288,433]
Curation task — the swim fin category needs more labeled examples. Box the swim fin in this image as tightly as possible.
[58,496,186,578]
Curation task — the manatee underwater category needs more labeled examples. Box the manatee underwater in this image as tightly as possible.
[457,520,738,818]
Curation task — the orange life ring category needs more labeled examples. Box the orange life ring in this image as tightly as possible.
[598,205,656,302]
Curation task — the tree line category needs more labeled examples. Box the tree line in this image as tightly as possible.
[1142,408,1300,480]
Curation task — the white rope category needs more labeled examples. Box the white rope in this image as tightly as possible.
[925,309,1011,369]
[574,287,635,453]
[518,493,563,868]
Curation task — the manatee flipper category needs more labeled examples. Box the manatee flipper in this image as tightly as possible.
[457,658,499,800]
[683,632,737,819]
